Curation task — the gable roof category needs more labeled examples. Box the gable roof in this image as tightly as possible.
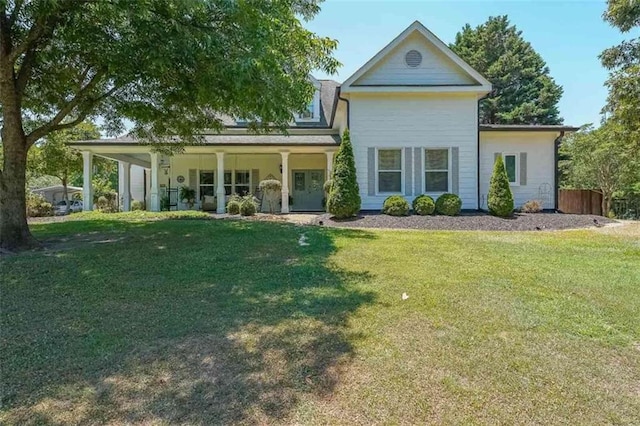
[341,21,492,93]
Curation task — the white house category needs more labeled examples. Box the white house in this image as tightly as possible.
[71,21,577,213]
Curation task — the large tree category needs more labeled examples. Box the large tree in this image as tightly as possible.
[0,0,338,250]
[450,15,564,125]
[600,0,640,147]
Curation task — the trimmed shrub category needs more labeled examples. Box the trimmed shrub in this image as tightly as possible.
[323,179,333,194]
[240,195,257,216]
[382,195,410,216]
[435,193,462,216]
[226,196,241,215]
[487,156,514,217]
[95,192,118,213]
[521,199,542,213]
[131,200,145,211]
[26,193,53,217]
[327,129,361,218]
[412,195,435,215]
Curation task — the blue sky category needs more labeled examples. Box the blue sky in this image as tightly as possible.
[306,0,639,127]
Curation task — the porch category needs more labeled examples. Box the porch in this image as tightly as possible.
[80,146,337,214]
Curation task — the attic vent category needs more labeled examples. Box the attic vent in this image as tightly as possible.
[405,50,422,67]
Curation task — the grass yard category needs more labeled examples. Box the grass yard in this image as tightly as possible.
[1,213,639,424]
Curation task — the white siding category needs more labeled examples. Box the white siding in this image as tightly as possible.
[353,33,477,87]
[479,132,558,210]
[118,164,146,205]
[350,93,479,210]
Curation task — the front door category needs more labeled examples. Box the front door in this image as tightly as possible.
[292,170,325,211]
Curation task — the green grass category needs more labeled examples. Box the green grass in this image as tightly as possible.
[2,213,639,424]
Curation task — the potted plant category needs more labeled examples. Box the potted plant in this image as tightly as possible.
[180,186,197,209]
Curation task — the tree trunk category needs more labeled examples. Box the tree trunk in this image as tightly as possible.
[0,129,37,250]
[62,175,69,215]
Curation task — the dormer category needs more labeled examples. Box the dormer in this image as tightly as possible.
[294,76,322,123]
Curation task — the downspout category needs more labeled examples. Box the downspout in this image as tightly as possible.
[476,94,489,211]
[553,131,565,211]
[337,87,350,129]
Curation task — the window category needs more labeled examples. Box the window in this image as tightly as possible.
[224,170,251,195]
[377,149,402,193]
[425,149,449,192]
[295,90,320,122]
[199,171,214,199]
[503,154,519,185]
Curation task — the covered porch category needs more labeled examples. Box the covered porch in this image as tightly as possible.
[79,144,337,214]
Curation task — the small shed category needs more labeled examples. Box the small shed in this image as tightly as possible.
[31,185,83,204]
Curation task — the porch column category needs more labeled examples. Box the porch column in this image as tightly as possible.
[150,152,160,211]
[82,151,93,211]
[120,161,131,211]
[325,151,335,180]
[216,152,225,214]
[280,151,290,213]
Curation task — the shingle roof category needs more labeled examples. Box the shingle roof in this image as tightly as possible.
[71,134,340,146]
[479,124,580,132]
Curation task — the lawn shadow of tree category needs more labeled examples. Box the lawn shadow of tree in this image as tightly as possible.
[1,219,377,424]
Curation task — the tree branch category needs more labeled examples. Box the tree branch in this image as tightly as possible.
[25,70,109,145]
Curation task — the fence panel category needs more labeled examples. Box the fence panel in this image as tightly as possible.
[558,189,602,215]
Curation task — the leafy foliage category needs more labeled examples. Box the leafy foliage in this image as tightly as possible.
[179,187,196,208]
[560,123,639,214]
[435,193,462,216]
[521,200,543,213]
[226,196,242,215]
[382,195,410,216]
[487,156,515,217]
[131,200,145,211]
[25,193,53,217]
[451,16,563,124]
[600,0,640,148]
[327,130,361,219]
[412,195,435,215]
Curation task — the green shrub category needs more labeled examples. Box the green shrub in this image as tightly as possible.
[131,200,145,211]
[435,193,462,216]
[521,199,542,213]
[412,195,435,215]
[240,196,257,216]
[26,193,53,217]
[226,196,241,215]
[327,129,361,218]
[382,195,410,216]
[160,195,170,211]
[323,179,333,194]
[488,156,514,217]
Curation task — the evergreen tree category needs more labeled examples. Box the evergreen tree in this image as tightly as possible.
[327,129,361,218]
[488,156,515,217]
[451,16,563,125]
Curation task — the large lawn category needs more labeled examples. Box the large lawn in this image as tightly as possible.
[2,214,639,424]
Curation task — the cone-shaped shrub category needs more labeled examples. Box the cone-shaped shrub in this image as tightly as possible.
[488,156,514,217]
[327,129,361,218]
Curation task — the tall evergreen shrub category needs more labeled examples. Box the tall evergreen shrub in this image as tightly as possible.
[327,129,361,218]
[488,156,514,217]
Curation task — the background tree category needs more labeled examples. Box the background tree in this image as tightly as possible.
[327,129,360,219]
[487,156,514,217]
[0,0,339,250]
[34,122,99,212]
[560,123,639,215]
[600,0,640,148]
[450,15,563,124]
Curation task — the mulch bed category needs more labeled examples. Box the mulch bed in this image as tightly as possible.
[314,211,616,231]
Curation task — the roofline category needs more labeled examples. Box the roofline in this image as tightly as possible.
[69,142,340,147]
[341,20,492,91]
[479,125,580,132]
[31,185,83,191]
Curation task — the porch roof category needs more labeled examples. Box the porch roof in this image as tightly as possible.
[71,133,341,147]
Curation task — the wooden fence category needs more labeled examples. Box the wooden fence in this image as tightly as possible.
[558,189,603,216]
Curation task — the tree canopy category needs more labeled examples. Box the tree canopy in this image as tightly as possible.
[450,15,564,125]
[0,0,338,249]
[600,0,640,146]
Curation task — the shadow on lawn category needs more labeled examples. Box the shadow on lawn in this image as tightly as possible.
[1,219,377,424]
